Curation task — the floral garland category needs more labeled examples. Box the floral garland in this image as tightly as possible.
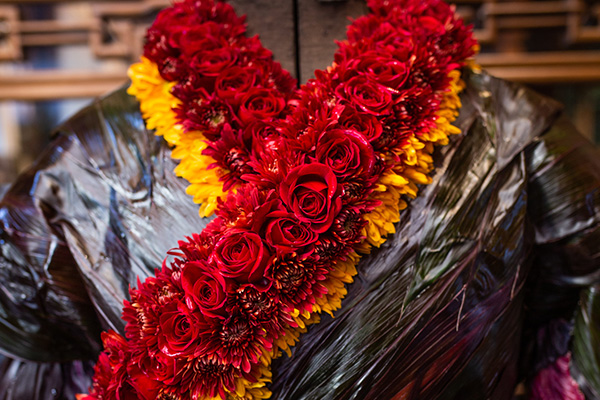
[80,0,477,399]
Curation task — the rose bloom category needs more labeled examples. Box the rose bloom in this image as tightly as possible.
[181,260,228,319]
[336,75,394,116]
[337,106,383,142]
[212,230,273,284]
[127,361,161,400]
[265,210,318,256]
[315,128,375,180]
[280,163,342,233]
[137,350,181,387]
[354,52,409,89]
[158,300,200,357]
[190,46,239,77]
[239,87,286,124]
[215,66,259,105]
[174,24,221,56]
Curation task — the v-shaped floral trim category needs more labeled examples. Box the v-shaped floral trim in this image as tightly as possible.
[81,0,478,399]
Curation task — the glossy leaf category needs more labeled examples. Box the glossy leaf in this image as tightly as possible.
[0,355,94,400]
[0,87,211,363]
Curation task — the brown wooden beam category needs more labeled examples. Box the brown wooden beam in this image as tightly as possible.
[486,1,582,15]
[20,32,88,46]
[485,65,600,82]
[477,51,600,66]
[0,71,127,100]
[16,20,96,33]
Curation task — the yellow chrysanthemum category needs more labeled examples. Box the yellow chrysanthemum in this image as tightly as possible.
[230,366,272,400]
[128,57,228,217]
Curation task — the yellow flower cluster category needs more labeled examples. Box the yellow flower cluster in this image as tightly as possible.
[128,57,227,217]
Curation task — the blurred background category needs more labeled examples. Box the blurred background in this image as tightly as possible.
[0,0,599,185]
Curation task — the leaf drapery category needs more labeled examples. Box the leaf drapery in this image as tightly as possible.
[1,71,599,399]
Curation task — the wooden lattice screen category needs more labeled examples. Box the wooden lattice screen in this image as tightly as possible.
[0,0,169,100]
[0,0,599,183]
[1,0,600,100]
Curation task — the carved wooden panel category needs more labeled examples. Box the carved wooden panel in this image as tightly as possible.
[0,0,598,186]
[1,0,600,100]
[0,0,169,100]
[455,0,600,82]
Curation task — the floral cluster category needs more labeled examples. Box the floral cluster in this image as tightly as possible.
[81,0,477,399]
[129,0,297,216]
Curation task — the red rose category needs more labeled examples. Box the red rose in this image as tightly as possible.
[315,128,375,180]
[127,362,161,400]
[280,163,342,233]
[181,261,228,319]
[336,75,393,116]
[190,46,239,77]
[337,106,383,142]
[138,351,181,387]
[212,230,272,284]
[239,88,286,124]
[215,66,259,105]
[158,301,199,357]
[172,25,220,56]
[355,53,409,89]
[244,120,280,140]
[265,210,318,256]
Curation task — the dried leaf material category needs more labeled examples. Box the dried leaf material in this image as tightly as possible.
[0,70,599,399]
[0,88,212,363]
[522,112,600,398]
[0,356,94,400]
[0,133,103,362]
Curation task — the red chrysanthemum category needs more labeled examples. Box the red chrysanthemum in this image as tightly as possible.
[267,254,328,313]
[218,314,271,372]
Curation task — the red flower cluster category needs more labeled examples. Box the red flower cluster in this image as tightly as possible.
[83,0,477,399]
[144,0,297,191]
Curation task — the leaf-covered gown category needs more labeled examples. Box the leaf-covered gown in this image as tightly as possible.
[0,70,599,399]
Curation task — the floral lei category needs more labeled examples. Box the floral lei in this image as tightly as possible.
[79,0,477,399]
